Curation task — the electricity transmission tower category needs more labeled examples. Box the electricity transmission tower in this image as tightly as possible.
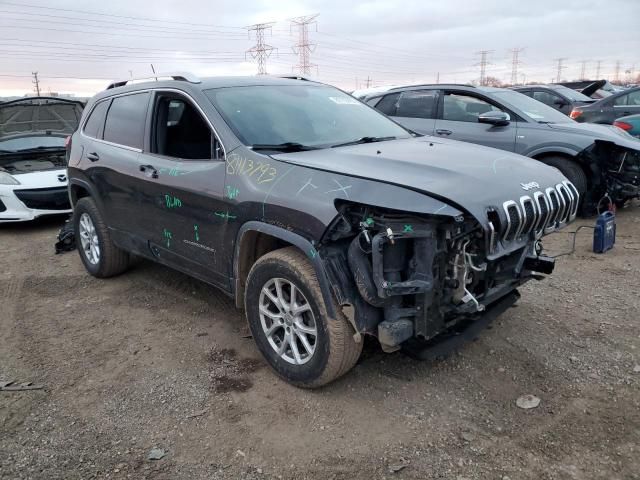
[509,47,524,85]
[579,60,588,80]
[290,14,319,75]
[32,71,41,96]
[475,50,493,86]
[554,58,567,83]
[245,22,276,75]
[614,60,621,83]
[595,60,603,79]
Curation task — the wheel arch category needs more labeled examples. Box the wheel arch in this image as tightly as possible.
[233,221,336,317]
[531,150,592,185]
[68,178,107,215]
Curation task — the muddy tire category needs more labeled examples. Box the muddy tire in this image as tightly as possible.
[73,197,130,278]
[245,246,362,388]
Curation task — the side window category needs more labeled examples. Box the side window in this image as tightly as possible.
[396,90,438,119]
[615,91,640,106]
[365,97,381,107]
[532,90,561,107]
[374,93,401,116]
[103,92,150,149]
[442,93,501,123]
[519,90,534,98]
[151,95,219,160]
[82,100,109,139]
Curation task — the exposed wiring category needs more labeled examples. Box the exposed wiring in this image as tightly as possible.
[596,194,613,215]
[551,226,595,258]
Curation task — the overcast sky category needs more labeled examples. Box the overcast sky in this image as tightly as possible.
[1,0,639,96]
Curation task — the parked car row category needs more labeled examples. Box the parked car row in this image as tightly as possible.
[1,73,637,388]
[356,83,640,211]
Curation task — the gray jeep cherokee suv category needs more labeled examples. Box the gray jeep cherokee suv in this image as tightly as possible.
[67,74,577,387]
[360,84,640,211]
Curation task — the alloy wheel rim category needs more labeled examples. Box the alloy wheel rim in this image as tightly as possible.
[258,277,318,365]
[78,213,100,265]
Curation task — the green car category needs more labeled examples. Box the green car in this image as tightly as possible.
[614,114,640,138]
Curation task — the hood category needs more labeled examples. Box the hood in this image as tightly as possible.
[546,122,640,149]
[581,80,607,97]
[272,137,569,225]
[0,97,84,140]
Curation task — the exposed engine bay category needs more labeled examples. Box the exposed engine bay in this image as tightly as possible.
[320,203,555,352]
[0,151,66,174]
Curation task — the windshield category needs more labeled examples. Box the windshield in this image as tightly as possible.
[490,90,573,123]
[205,85,411,148]
[550,85,593,102]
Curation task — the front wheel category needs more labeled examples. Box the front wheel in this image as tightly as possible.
[245,247,362,388]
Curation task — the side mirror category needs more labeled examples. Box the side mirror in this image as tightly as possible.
[553,98,568,107]
[478,111,510,126]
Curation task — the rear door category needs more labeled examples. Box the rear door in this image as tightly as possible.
[82,91,150,237]
[613,89,640,120]
[433,90,517,152]
[374,89,439,135]
[135,90,229,287]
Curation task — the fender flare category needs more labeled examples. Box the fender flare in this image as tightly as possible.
[233,221,336,317]
[67,177,108,215]
[526,145,581,159]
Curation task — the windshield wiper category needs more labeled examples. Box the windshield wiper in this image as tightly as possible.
[331,136,396,148]
[251,142,319,153]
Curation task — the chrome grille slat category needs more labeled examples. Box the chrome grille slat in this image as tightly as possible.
[519,196,536,236]
[492,181,577,248]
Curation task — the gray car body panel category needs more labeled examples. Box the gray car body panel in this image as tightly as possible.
[363,84,640,166]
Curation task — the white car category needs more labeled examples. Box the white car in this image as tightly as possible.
[0,97,83,222]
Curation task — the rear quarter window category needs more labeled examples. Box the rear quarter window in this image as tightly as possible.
[374,93,401,116]
[103,92,150,149]
[82,100,110,139]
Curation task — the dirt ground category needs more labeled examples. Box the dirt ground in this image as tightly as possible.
[1,204,639,480]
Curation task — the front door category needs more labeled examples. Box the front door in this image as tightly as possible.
[433,91,517,152]
[136,91,229,288]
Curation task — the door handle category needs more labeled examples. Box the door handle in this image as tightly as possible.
[86,152,100,162]
[139,164,158,179]
[435,129,452,136]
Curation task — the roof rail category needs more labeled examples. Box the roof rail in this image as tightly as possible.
[106,72,201,89]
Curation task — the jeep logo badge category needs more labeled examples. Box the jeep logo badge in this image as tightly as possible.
[57,174,67,182]
[520,181,539,191]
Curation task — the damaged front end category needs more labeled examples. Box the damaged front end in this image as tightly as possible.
[579,140,640,208]
[320,202,557,354]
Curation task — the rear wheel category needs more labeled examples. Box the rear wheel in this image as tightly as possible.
[73,197,130,278]
[245,247,362,388]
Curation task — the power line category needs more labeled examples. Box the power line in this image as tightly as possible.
[290,14,319,76]
[0,1,244,30]
[554,57,567,83]
[509,47,524,85]
[0,10,247,36]
[31,71,40,95]
[475,50,493,86]
[245,23,276,75]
